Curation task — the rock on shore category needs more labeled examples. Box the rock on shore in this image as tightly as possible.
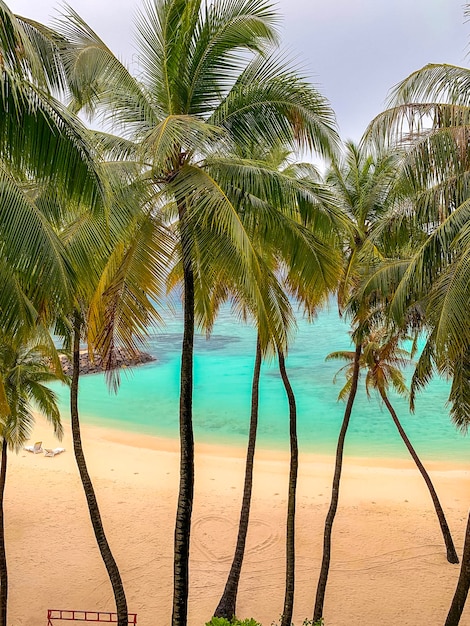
[59,348,155,376]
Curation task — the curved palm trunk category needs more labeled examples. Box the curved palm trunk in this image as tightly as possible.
[214,336,262,619]
[172,218,195,626]
[445,510,470,625]
[71,315,128,626]
[0,439,8,626]
[379,389,459,564]
[313,341,362,623]
[279,351,298,626]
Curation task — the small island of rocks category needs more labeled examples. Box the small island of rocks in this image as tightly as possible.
[59,347,155,376]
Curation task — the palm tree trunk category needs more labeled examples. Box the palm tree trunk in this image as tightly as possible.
[71,314,128,626]
[0,439,8,626]
[379,389,459,564]
[279,351,298,626]
[172,213,195,626]
[214,335,262,620]
[445,510,470,625]
[313,341,362,623]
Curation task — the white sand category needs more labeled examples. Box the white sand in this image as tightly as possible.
[5,419,470,626]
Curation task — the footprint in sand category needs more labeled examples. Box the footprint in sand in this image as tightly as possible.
[334,545,447,574]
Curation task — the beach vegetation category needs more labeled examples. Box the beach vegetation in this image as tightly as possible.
[362,4,470,619]
[48,1,340,625]
[1,0,470,623]
[313,140,407,622]
[205,618,324,626]
[0,330,64,626]
[206,617,262,626]
[270,617,324,626]
[328,326,458,563]
[214,148,343,623]
[0,1,107,337]
[52,163,170,626]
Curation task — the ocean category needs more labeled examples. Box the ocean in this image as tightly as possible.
[51,304,468,462]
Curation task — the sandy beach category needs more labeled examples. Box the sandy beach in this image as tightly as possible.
[5,418,470,626]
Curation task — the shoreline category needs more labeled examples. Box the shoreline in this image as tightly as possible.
[7,417,470,626]
[70,417,470,473]
[57,404,470,467]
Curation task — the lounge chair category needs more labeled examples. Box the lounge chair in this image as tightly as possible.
[24,441,43,454]
[44,448,65,457]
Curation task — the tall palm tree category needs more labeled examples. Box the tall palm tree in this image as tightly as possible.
[213,148,342,622]
[363,7,470,619]
[2,6,163,624]
[313,339,361,623]
[69,311,129,625]
[277,349,298,626]
[0,2,105,336]
[56,171,170,626]
[0,332,63,626]
[0,8,135,618]
[50,3,339,624]
[313,140,409,622]
[213,333,262,619]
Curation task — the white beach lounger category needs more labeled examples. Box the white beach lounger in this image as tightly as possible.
[24,441,43,454]
[44,448,65,457]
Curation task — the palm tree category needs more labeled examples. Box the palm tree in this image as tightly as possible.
[2,6,164,624]
[313,340,361,623]
[213,148,342,622]
[277,349,298,626]
[446,512,470,625]
[0,331,63,626]
[56,171,170,626]
[0,8,134,618]
[0,2,105,336]
[313,140,408,622]
[363,7,470,619]
[328,328,458,563]
[50,3,339,623]
[69,311,129,625]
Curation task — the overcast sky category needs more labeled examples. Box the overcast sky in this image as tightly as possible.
[8,0,470,141]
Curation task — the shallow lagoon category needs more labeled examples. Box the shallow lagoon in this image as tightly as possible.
[52,304,468,462]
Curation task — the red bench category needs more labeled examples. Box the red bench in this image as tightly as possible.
[47,610,137,624]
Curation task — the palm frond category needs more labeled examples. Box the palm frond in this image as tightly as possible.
[390,64,470,108]
[409,334,436,412]
[447,351,470,432]
[211,50,339,157]
[0,76,105,208]
[0,332,64,448]
[87,210,170,391]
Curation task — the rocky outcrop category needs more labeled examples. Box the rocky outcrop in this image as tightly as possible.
[59,348,155,376]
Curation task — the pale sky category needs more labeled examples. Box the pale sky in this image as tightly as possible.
[8,0,470,141]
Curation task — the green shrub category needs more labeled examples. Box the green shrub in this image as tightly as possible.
[205,617,324,626]
[270,619,324,626]
[205,618,262,626]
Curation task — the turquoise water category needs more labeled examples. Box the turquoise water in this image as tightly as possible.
[52,304,468,462]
